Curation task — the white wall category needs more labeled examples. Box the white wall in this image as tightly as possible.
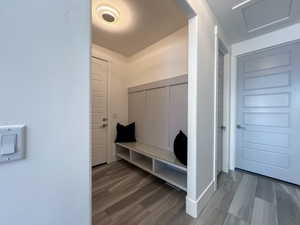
[92,26,188,161]
[180,0,230,217]
[92,45,129,161]
[0,0,91,225]
[229,22,300,170]
[232,23,300,56]
[127,26,188,87]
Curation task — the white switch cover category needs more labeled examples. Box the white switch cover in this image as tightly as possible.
[0,125,25,163]
[0,134,17,155]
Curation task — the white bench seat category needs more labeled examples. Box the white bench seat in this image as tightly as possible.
[116,142,187,191]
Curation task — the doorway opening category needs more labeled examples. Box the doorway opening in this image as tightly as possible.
[234,40,300,186]
[90,0,191,224]
[91,57,110,166]
[216,49,225,175]
[215,38,230,184]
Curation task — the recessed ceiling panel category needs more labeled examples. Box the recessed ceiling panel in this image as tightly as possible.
[206,0,300,43]
[242,0,293,32]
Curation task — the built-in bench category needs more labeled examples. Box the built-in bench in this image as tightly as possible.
[116,142,187,191]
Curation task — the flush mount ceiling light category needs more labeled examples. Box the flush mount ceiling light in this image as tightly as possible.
[232,0,252,10]
[92,0,136,33]
[97,5,120,23]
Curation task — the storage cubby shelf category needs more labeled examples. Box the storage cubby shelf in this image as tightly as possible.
[116,142,187,171]
[131,152,153,172]
[116,142,187,191]
[116,147,130,160]
[155,161,187,191]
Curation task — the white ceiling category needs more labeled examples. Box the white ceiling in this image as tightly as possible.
[92,0,187,56]
[207,0,300,44]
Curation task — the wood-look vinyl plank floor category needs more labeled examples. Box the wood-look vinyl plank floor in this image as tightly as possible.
[93,160,300,225]
[275,182,300,225]
[250,198,278,225]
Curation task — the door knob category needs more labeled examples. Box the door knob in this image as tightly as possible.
[101,124,108,128]
[102,118,108,122]
[237,124,246,130]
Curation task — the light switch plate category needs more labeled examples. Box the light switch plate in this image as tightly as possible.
[0,134,17,155]
[0,125,26,164]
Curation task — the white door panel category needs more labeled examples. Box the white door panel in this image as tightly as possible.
[91,58,108,166]
[236,42,300,185]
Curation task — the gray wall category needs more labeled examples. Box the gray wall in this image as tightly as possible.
[128,75,188,151]
[0,0,91,224]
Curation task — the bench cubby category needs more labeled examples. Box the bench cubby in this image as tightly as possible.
[131,151,153,172]
[116,142,187,191]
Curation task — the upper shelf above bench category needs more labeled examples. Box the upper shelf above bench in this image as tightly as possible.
[116,142,187,171]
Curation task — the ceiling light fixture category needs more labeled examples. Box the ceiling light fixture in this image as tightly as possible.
[232,0,252,10]
[97,5,120,23]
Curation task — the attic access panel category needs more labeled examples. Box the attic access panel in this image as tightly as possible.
[242,0,293,32]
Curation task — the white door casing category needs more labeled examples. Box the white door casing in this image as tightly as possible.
[91,57,108,166]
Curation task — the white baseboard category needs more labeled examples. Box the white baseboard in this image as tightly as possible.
[186,180,215,218]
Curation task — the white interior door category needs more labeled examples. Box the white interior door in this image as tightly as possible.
[236,42,300,185]
[91,57,108,166]
[217,51,225,174]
